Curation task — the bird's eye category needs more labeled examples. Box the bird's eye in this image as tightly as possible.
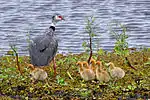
[29,74,32,77]
[58,16,63,19]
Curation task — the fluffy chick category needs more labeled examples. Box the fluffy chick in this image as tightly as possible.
[77,61,95,81]
[28,64,47,81]
[106,62,125,79]
[96,61,110,82]
[90,58,97,74]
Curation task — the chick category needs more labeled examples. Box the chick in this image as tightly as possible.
[90,58,96,73]
[76,61,84,75]
[77,61,95,81]
[30,68,48,81]
[28,64,47,81]
[106,62,125,79]
[96,61,110,82]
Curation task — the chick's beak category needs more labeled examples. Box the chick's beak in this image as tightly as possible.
[105,63,110,66]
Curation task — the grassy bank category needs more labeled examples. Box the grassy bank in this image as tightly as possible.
[0,49,150,100]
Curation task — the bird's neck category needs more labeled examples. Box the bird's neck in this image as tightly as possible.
[92,62,95,66]
[50,21,56,31]
[46,21,56,36]
[96,66,101,72]
[51,19,58,27]
[109,64,114,69]
[79,65,83,72]
[51,21,56,27]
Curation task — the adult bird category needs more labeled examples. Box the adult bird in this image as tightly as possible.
[29,14,64,76]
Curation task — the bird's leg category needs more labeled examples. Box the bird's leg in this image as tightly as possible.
[53,58,57,77]
[113,78,118,85]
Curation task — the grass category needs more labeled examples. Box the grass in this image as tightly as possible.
[0,49,150,100]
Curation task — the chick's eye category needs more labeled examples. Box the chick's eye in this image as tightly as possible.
[29,74,32,77]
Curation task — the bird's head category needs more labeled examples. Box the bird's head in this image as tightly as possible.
[96,61,101,66]
[83,61,89,69]
[76,61,82,65]
[90,58,96,65]
[105,62,114,69]
[52,14,65,23]
[96,61,103,69]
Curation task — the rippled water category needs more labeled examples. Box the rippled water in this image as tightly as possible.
[0,0,150,56]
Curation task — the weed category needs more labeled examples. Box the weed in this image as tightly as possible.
[97,48,105,55]
[82,16,97,63]
[56,75,67,85]
[110,22,129,57]
[144,58,150,65]
[9,45,22,74]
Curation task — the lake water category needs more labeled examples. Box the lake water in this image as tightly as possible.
[0,0,150,56]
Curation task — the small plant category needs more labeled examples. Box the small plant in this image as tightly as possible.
[79,88,91,97]
[144,58,150,65]
[82,16,97,63]
[56,75,67,85]
[0,67,17,80]
[97,48,105,55]
[26,32,32,44]
[110,22,129,57]
[109,22,137,70]
[9,44,22,75]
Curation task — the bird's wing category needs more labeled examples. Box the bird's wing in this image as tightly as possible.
[40,37,58,63]
[37,36,58,58]
[34,36,50,52]
[36,28,55,52]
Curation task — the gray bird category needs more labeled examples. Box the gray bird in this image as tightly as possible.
[29,14,64,75]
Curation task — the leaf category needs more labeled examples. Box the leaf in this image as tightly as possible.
[0,74,8,79]
[80,89,91,97]
[56,76,67,85]
[67,71,74,81]
[90,33,96,37]
[97,48,105,55]
[8,67,17,71]
[82,41,87,47]
[127,85,132,90]
[30,87,34,92]
[144,61,150,65]
[6,50,14,55]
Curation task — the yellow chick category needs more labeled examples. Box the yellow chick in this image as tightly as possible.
[90,58,97,73]
[77,61,95,81]
[76,61,84,75]
[106,62,125,79]
[28,64,47,81]
[96,61,110,82]
[30,68,48,81]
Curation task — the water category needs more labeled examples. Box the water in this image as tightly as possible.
[0,0,150,56]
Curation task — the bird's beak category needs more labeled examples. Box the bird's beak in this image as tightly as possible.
[62,17,65,20]
[58,15,65,21]
[105,63,109,66]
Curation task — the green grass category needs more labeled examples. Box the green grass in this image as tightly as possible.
[0,49,150,99]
